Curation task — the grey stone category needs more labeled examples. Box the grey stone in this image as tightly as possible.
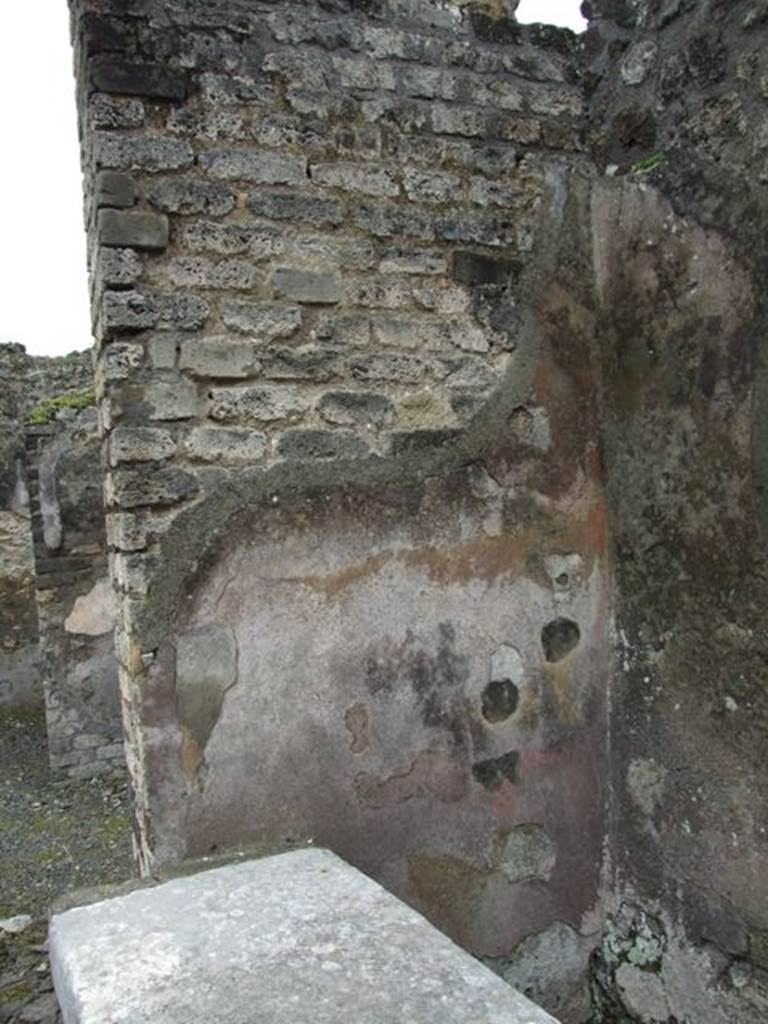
[147,179,236,216]
[221,301,302,340]
[95,171,136,210]
[143,377,200,421]
[432,104,486,138]
[176,624,237,751]
[168,257,256,290]
[209,385,309,424]
[98,210,169,251]
[246,190,344,228]
[403,168,462,203]
[178,337,260,378]
[89,94,145,131]
[102,291,210,333]
[310,162,400,198]
[147,335,178,369]
[379,248,448,275]
[183,220,282,257]
[101,342,144,381]
[89,59,187,100]
[109,464,199,509]
[110,427,176,466]
[271,268,341,305]
[96,248,143,287]
[262,346,341,381]
[94,134,194,172]
[317,391,394,428]
[499,825,556,883]
[315,313,372,347]
[199,149,307,183]
[183,427,267,463]
[278,429,370,460]
[346,351,431,385]
[50,849,558,1024]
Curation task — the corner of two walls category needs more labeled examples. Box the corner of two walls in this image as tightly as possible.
[70,1,611,1019]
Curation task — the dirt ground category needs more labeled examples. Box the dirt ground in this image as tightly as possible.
[0,709,134,1023]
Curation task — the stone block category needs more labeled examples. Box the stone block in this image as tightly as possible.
[221,301,302,340]
[246,190,344,227]
[89,94,145,131]
[98,210,169,251]
[109,464,199,509]
[95,171,136,210]
[310,162,400,198]
[346,351,431,385]
[315,313,371,347]
[168,257,256,290]
[199,149,307,183]
[101,342,144,381]
[50,849,559,1024]
[403,168,462,204]
[94,134,194,172]
[262,346,341,381]
[183,220,282,257]
[102,291,210,333]
[89,59,187,100]
[432,104,486,138]
[183,427,266,463]
[317,391,394,428]
[271,268,341,305]
[178,338,260,378]
[147,335,178,370]
[110,427,176,466]
[143,377,200,421]
[278,429,370,460]
[209,385,309,424]
[379,248,448,275]
[147,179,236,216]
[96,248,143,287]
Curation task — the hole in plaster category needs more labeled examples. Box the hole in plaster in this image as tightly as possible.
[556,572,570,587]
[472,751,519,791]
[541,618,581,662]
[482,679,520,723]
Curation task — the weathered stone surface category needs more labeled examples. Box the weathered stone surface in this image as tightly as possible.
[98,210,169,250]
[94,134,194,172]
[90,59,187,100]
[246,190,344,227]
[89,94,145,130]
[168,257,256,290]
[183,427,266,463]
[178,337,259,379]
[183,220,282,256]
[147,179,236,216]
[199,149,307,183]
[102,291,209,333]
[277,428,370,459]
[310,161,400,197]
[271,268,341,304]
[317,390,394,428]
[109,464,199,508]
[50,850,558,1024]
[96,247,143,287]
[209,385,309,424]
[109,427,176,465]
[94,171,136,210]
[221,301,302,340]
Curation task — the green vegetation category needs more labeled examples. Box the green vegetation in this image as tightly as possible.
[630,152,666,175]
[25,387,96,426]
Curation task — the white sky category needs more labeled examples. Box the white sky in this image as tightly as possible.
[1,1,586,358]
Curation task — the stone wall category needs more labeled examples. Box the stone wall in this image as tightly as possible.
[0,345,40,709]
[69,1,610,1019]
[585,1,768,1021]
[26,412,122,780]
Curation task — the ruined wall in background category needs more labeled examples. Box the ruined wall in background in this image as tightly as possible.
[585,1,768,1021]
[26,409,122,780]
[0,345,40,709]
[69,2,610,1019]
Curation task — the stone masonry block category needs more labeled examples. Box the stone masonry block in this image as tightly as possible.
[271,268,341,305]
[199,149,307,183]
[101,342,144,382]
[183,220,283,257]
[209,385,309,424]
[89,59,187,101]
[432,104,486,137]
[102,291,209,333]
[108,464,199,509]
[95,171,136,210]
[183,426,267,463]
[178,338,260,379]
[317,391,394,428]
[49,849,558,1024]
[246,191,344,228]
[94,134,194,172]
[96,248,143,288]
[109,427,176,466]
[310,162,400,198]
[277,429,371,460]
[98,210,169,250]
[143,377,200,421]
[221,301,302,341]
[262,346,341,382]
[89,94,145,131]
[168,257,256,290]
[403,168,462,204]
[147,179,236,217]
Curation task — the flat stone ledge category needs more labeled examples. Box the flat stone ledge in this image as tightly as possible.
[50,847,559,1024]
